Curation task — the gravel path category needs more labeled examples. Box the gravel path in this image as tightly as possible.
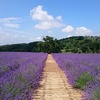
[32,54,83,100]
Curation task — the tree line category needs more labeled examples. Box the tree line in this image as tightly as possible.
[0,36,100,53]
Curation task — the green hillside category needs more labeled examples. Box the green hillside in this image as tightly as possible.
[0,36,100,53]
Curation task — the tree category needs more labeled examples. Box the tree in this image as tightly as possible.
[37,36,61,53]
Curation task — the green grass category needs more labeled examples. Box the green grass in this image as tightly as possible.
[75,72,94,89]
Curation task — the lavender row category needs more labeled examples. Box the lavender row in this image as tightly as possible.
[0,52,46,78]
[52,53,100,100]
[0,52,34,77]
[0,52,47,100]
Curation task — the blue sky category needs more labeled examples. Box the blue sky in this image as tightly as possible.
[0,0,100,45]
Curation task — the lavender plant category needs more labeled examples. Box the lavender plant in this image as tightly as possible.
[0,52,47,99]
[52,53,100,100]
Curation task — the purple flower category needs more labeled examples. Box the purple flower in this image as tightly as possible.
[52,53,100,100]
[0,52,47,99]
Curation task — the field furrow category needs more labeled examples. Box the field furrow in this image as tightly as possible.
[33,54,83,100]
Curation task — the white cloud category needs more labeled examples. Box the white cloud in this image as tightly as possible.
[30,5,64,30]
[36,36,42,40]
[0,17,21,29]
[56,16,62,21]
[62,25,74,33]
[62,25,92,36]
[30,5,54,21]
[35,20,63,30]
[48,30,53,33]
[75,27,92,36]
[35,21,53,29]
[28,36,42,42]
[0,28,29,45]
[3,23,20,29]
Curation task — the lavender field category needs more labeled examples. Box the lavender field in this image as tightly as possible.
[0,52,100,100]
[52,53,100,100]
[0,52,47,99]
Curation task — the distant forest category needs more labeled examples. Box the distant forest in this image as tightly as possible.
[0,36,100,53]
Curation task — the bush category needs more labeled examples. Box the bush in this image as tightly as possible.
[75,72,94,89]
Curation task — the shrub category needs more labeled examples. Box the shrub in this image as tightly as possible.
[75,72,94,89]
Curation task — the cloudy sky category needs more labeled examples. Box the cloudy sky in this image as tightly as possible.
[0,0,100,45]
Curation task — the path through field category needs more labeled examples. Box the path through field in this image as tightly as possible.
[33,54,83,100]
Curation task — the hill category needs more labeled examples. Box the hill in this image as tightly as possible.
[0,36,100,53]
[0,42,38,52]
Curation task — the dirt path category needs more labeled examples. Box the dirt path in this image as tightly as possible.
[32,54,83,100]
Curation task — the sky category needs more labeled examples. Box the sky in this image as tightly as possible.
[0,0,100,45]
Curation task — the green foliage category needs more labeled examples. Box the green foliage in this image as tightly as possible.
[6,84,21,97]
[60,36,100,53]
[0,66,10,77]
[16,73,28,85]
[0,36,100,53]
[37,36,61,53]
[92,90,100,100]
[75,72,94,89]
[1,73,29,99]
[0,42,38,52]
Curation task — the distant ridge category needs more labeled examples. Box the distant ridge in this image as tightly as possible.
[0,36,100,53]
